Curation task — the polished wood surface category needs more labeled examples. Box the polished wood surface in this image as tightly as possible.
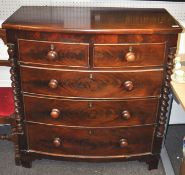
[94,43,166,68]
[0,28,7,43]
[11,30,178,45]
[18,39,89,68]
[24,95,159,127]
[2,6,181,34]
[18,39,167,69]
[20,66,163,98]
[27,123,154,156]
[0,60,9,66]
[2,6,182,169]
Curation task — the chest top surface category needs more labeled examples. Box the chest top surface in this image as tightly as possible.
[2,6,182,34]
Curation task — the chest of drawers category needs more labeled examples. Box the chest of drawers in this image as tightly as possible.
[1,6,182,170]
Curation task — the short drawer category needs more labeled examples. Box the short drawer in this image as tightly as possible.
[93,43,166,68]
[24,95,159,127]
[21,66,163,99]
[27,123,154,156]
[18,39,89,68]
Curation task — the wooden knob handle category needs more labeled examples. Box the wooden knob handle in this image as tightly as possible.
[124,81,134,91]
[47,44,58,60]
[50,109,60,119]
[53,138,61,147]
[48,79,58,89]
[120,139,128,148]
[125,46,135,62]
[121,110,131,120]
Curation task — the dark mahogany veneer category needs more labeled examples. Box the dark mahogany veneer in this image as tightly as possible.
[1,6,182,170]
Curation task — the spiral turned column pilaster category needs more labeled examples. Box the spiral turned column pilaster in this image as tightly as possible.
[8,43,23,135]
[8,43,23,165]
[156,47,176,137]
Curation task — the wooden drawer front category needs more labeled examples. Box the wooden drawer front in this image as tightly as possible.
[94,43,166,68]
[18,39,89,67]
[21,66,163,99]
[27,123,154,156]
[24,95,159,127]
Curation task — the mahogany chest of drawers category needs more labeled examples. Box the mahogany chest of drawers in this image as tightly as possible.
[1,6,182,169]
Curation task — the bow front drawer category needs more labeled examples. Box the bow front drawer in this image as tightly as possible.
[24,95,159,127]
[27,123,154,157]
[20,66,163,99]
[18,39,89,68]
[94,43,166,68]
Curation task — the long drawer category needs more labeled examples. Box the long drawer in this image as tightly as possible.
[20,66,163,99]
[27,123,154,156]
[24,95,159,127]
[94,43,166,68]
[18,39,89,68]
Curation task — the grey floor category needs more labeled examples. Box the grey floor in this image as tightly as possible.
[0,139,165,175]
[165,124,185,175]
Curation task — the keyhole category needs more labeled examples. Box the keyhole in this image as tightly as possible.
[89,73,93,80]
[88,102,93,108]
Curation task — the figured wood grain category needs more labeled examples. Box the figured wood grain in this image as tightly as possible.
[3,6,182,169]
[20,66,163,99]
[12,30,179,45]
[23,95,159,127]
[18,39,89,68]
[94,43,166,68]
[27,123,154,156]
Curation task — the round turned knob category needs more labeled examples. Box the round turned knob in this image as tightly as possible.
[53,138,61,147]
[48,79,58,89]
[47,44,58,60]
[121,110,131,120]
[125,46,135,62]
[120,139,128,148]
[50,109,60,119]
[124,81,134,91]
